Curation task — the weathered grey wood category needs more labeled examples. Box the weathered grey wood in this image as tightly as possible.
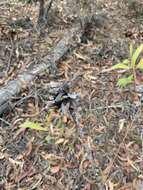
[0,25,82,114]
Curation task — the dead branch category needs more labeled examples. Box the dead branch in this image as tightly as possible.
[45,0,55,20]
[37,0,45,24]
[36,0,55,33]
[0,24,82,114]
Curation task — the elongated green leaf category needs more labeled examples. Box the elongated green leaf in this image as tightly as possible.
[128,74,134,80]
[117,75,134,88]
[129,43,133,58]
[136,58,143,70]
[132,44,143,67]
[122,59,130,65]
[111,63,129,70]
[46,110,53,126]
[20,121,48,131]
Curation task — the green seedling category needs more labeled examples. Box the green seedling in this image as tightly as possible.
[111,43,143,88]
[20,120,48,131]
[19,109,65,134]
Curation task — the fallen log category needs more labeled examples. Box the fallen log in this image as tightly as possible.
[0,24,82,114]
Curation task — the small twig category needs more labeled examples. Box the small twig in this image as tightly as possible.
[6,38,15,74]
[141,129,143,158]
[0,118,11,126]
[44,0,54,20]
[84,103,128,111]
[37,0,45,23]
[36,0,54,34]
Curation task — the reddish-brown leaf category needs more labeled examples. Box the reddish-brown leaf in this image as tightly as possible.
[50,165,60,174]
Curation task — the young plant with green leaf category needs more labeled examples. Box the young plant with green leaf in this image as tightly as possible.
[19,109,65,143]
[111,44,143,88]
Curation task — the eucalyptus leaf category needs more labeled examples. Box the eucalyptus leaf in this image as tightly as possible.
[132,44,143,67]
[20,121,48,131]
[117,75,134,88]
[122,59,130,65]
[129,43,133,58]
[136,58,143,70]
[111,63,129,70]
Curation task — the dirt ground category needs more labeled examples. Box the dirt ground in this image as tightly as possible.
[0,0,143,189]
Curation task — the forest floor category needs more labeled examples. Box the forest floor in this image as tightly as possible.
[0,0,143,189]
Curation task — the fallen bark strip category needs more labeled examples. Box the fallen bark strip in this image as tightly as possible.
[0,25,82,114]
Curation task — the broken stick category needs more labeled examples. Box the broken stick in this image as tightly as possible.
[0,24,82,114]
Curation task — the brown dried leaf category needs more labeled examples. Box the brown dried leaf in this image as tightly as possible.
[50,165,60,174]
[55,138,65,145]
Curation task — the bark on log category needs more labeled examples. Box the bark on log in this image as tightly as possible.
[0,25,82,114]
